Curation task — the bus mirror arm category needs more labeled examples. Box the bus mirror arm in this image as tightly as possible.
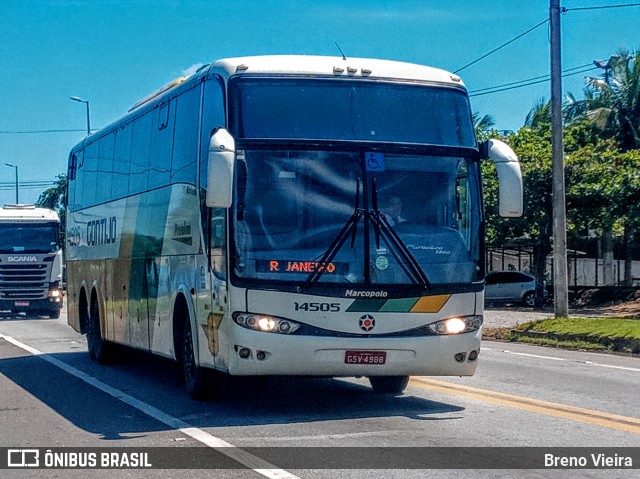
[480,139,523,218]
[206,128,236,209]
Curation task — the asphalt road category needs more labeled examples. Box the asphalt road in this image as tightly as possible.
[1,305,639,478]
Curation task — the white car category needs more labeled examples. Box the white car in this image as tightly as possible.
[485,271,542,307]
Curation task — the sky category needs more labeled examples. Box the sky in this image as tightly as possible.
[1,0,638,205]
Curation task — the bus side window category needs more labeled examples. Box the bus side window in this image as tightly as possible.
[97,132,115,205]
[172,86,200,185]
[210,207,226,280]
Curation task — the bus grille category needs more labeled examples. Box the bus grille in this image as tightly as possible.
[0,263,49,300]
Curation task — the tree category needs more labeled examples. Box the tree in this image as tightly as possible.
[473,112,496,140]
[36,174,67,247]
[565,48,640,284]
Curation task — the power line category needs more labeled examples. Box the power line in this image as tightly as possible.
[454,18,549,74]
[0,183,56,190]
[0,129,87,134]
[563,3,640,12]
[454,3,639,75]
[468,64,598,97]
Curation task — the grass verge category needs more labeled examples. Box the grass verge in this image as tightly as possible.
[483,317,640,355]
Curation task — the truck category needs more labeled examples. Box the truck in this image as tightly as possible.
[0,204,64,318]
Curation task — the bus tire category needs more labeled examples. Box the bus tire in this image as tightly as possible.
[368,375,410,394]
[180,314,206,400]
[87,299,111,364]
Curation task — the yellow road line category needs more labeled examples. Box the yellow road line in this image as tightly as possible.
[410,377,640,434]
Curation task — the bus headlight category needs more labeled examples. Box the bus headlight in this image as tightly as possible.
[234,313,300,334]
[428,315,482,335]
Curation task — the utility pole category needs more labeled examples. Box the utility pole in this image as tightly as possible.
[550,0,569,317]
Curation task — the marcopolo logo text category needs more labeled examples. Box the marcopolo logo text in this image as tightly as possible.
[345,289,388,298]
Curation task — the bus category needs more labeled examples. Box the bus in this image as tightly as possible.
[66,55,522,398]
[0,204,64,318]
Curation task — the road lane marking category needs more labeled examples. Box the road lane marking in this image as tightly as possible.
[498,351,567,361]
[483,346,640,372]
[410,377,640,434]
[0,334,299,479]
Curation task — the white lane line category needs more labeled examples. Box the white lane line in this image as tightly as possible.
[584,362,640,373]
[481,347,566,361]
[482,346,640,372]
[0,333,299,479]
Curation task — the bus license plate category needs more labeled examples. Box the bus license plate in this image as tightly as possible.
[15,301,29,307]
[345,350,386,365]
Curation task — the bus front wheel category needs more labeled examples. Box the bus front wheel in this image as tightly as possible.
[180,315,206,400]
[368,375,410,394]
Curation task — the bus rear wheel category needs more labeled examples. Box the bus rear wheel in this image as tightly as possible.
[368,375,410,394]
[87,300,111,363]
[180,315,206,400]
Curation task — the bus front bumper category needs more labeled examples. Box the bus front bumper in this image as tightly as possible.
[225,327,482,377]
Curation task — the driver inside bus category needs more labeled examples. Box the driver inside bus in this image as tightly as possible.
[382,196,406,226]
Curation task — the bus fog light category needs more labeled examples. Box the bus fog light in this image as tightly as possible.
[468,349,479,361]
[238,347,251,359]
[256,351,267,361]
[454,352,466,362]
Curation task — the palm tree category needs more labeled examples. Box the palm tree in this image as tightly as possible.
[565,49,640,151]
[524,98,551,128]
[472,112,495,140]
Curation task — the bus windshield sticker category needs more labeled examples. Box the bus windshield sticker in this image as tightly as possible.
[365,152,385,172]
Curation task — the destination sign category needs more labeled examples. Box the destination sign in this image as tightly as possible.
[256,260,346,274]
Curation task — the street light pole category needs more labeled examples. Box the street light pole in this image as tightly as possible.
[5,163,18,204]
[70,96,91,136]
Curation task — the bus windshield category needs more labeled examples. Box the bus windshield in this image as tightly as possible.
[0,222,60,253]
[231,150,482,287]
[229,77,476,147]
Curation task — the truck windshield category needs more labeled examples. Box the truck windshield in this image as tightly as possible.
[229,77,475,147]
[0,222,60,253]
[231,150,482,287]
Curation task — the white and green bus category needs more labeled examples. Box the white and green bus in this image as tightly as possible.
[66,55,522,397]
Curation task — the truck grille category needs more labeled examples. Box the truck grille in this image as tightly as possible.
[0,263,49,300]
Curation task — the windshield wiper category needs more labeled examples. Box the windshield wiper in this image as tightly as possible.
[369,177,431,290]
[305,177,363,287]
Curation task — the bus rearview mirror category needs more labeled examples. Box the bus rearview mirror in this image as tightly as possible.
[206,128,235,208]
[481,139,523,218]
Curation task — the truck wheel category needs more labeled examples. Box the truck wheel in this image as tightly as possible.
[368,375,410,394]
[87,300,111,363]
[180,315,206,400]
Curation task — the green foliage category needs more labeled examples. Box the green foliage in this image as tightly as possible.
[36,173,67,246]
[566,49,640,152]
[481,47,640,292]
[519,316,640,339]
